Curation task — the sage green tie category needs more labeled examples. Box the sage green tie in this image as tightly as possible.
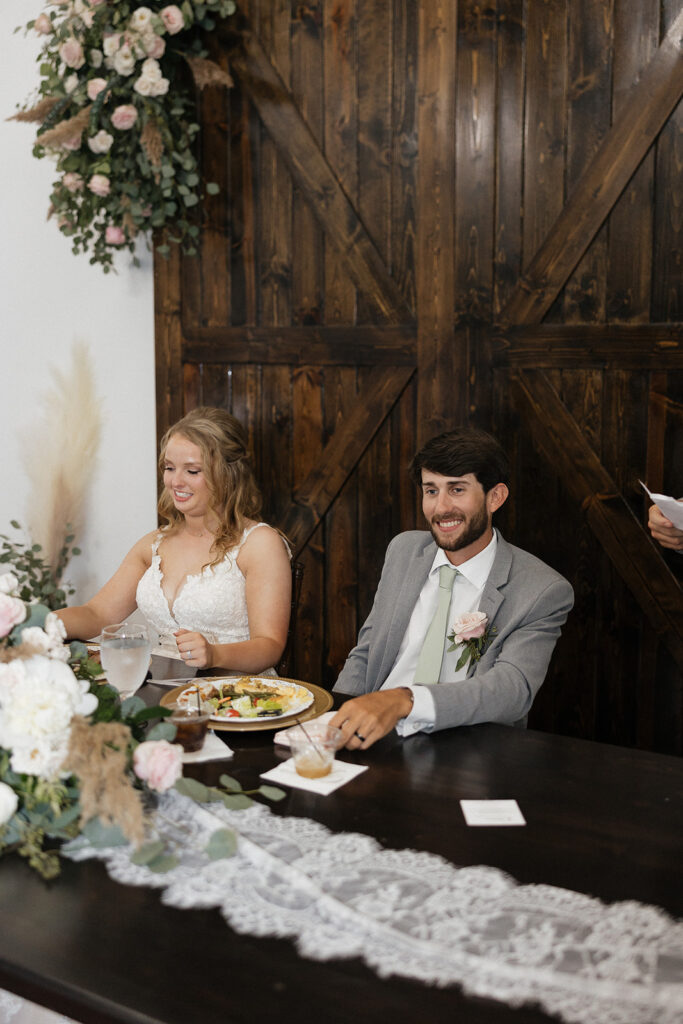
[413,564,459,684]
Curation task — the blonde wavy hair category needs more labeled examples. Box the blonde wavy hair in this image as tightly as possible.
[158,406,263,566]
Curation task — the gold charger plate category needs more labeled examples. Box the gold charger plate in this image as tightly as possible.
[159,677,333,732]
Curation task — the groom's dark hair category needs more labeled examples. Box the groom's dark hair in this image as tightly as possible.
[409,428,510,494]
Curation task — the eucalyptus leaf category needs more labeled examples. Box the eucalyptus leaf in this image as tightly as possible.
[51,804,82,829]
[145,853,179,873]
[218,774,241,792]
[206,828,237,860]
[121,695,146,716]
[147,721,177,741]
[174,777,210,802]
[258,785,287,802]
[221,792,253,811]
[80,818,128,848]
[131,839,167,865]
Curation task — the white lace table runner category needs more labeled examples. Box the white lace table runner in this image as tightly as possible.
[4,792,683,1024]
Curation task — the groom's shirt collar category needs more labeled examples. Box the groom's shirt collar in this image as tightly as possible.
[430,530,497,590]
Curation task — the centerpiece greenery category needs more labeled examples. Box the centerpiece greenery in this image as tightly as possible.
[12,0,236,271]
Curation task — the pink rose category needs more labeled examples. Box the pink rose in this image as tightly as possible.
[0,594,26,639]
[59,37,85,69]
[160,5,184,34]
[143,33,166,59]
[88,173,110,197]
[111,103,138,130]
[105,225,126,245]
[62,134,83,151]
[62,171,84,192]
[451,611,488,644]
[86,77,107,100]
[133,740,183,792]
[34,13,53,34]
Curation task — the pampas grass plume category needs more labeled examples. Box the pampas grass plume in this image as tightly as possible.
[23,340,102,579]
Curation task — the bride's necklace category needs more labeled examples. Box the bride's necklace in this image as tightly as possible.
[184,526,213,540]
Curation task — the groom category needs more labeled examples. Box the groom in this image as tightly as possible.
[331,428,574,749]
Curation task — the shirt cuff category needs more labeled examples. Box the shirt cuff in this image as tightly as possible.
[394,684,436,737]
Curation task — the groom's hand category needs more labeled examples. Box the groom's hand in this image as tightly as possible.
[330,688,413,750]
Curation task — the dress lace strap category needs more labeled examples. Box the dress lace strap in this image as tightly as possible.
[239,522,292,558]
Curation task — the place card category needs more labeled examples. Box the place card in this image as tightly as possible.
[460,799,526,826]
[260,757,368,795]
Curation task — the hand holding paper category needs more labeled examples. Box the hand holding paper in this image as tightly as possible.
[640,481,683,551]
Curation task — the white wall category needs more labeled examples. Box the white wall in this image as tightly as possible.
[0,0,157,601]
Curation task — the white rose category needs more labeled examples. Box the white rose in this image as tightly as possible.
[142,32,165,59]
[64,73,79,94]
[0,572,19,595]
[0,782,18,826]
[19,626,52,654]
[89,48,103,68]
[0,656,97,780]
[44,612,67,645]
[129,6,153,32]
[134,57,163,96]
[150,77,169,96]
[112,42,136,76]
[87,129,113,154]
[102,33,121,58]
[133,76,154,96]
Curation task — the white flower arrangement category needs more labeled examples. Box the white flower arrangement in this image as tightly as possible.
[0,562,285,880]
[13,0,236,270]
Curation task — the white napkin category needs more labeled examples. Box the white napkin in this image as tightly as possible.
[273,711,337,745]
[181,730,233,763]
[260,756,367,794]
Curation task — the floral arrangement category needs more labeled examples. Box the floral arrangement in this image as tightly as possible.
[446,611,496,672]
[12,0,236,270]
[0,567,283,879]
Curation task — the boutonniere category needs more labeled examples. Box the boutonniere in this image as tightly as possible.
[446,612,496,672]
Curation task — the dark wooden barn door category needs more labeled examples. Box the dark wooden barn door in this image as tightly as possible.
[155,0,683,751]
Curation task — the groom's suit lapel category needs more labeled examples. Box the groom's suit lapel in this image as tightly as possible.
[467,530,513,677]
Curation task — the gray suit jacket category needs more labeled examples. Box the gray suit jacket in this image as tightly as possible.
[333,529,574,730]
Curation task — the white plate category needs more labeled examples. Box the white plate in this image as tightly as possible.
[177,676,314,724]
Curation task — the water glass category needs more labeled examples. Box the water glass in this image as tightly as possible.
[100,623,151,698]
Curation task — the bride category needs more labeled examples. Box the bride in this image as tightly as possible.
[57,406,292,673]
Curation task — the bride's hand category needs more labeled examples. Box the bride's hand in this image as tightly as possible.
[174,629,213,669]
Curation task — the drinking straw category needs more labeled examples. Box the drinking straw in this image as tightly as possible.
[294,716,326,763]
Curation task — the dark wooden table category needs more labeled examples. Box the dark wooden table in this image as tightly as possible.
[1,684,682,1024]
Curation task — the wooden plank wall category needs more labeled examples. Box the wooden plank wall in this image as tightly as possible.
[155,0,683,753]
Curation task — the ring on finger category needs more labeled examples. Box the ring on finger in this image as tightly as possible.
[354,731,365,742]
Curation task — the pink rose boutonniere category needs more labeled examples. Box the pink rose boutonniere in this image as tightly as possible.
[447,611,496,672]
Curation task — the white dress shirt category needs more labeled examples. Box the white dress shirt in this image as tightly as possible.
[381,532,497,735]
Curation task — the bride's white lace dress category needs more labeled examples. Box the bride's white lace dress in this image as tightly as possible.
[136,522,277,649]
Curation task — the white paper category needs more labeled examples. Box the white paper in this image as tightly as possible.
[460,799,526,826]
[639,481,683,529]
[260,757,368,795]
